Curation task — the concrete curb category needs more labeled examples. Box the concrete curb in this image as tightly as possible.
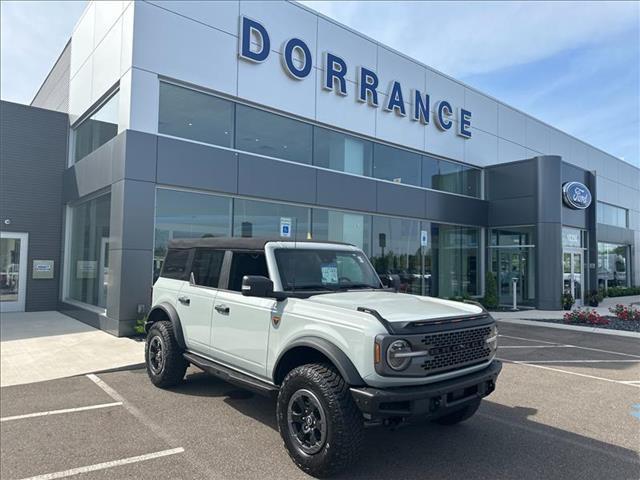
[497,318,640,339]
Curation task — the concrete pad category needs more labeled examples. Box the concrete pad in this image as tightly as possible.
[0,311,144,387]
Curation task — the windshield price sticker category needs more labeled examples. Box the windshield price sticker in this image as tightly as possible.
[321,263,339,284]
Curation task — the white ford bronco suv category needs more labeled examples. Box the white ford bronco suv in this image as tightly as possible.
[145,238,501,477]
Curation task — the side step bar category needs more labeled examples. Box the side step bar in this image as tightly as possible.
[183,352,278,397]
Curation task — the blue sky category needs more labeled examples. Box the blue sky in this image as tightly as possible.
[1,0,638,167]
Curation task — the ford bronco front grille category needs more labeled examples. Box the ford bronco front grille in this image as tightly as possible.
[419,326,493,375]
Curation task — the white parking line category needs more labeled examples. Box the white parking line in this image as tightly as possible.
[499,345,571,349]
[499,358,640,388]
[499,335,640,359]
[17,447,185,480]
[0,402,122,423]
[519,359,640,364]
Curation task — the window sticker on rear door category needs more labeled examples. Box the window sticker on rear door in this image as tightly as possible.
[321,263,338,285]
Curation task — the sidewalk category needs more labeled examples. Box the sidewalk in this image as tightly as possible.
[0,311,144,387]
[492,295,640,321]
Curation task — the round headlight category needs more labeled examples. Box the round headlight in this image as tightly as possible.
[386,339,412,371]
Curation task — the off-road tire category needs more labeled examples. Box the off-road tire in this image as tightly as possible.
[277,363,364,478]
[433,398,481,425]
[145,320,188,388]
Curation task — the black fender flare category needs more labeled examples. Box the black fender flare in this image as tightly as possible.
[145,302,186,350]
[274,336,365,387]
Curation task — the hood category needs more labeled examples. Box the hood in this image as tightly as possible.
[304,291,484,324]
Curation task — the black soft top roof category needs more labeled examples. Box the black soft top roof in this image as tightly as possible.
[167,237,351,251]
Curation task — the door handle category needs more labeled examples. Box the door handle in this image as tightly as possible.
[215,304,230,314]
[178,296,190,306]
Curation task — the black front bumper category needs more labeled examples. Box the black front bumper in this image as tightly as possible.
[350,360,502,420]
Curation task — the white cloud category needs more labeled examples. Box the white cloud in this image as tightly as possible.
[299,1,639,78]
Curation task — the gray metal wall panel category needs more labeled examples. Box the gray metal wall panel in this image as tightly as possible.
[109,180,156,251]
[0,101,68,311]
[485,159,536,200]
[376,183,426,219]
[488,197,537,226]
[156,137,238,193]
[315,170,377,212]
[536,156,562,224]
[30,41,71,113]
[425,191,488,226]
[597,224,635,245]
[113,131,158,183]
[536,222,563,309]
[237,153,316,204]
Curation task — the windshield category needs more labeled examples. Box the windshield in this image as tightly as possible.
[274,248,382,292]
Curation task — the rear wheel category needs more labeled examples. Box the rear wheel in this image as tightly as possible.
[145,320,188,388]
[433,398,481,425]
[277,363,363,478]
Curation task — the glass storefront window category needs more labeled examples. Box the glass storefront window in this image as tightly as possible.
[73,91,119,162]
[598,242,629,289]
[489,226,536,306]
[312,209,372,255]
[158,82,234,147]
[154,189,232,279]
[371,216,422,294]
[436,225,480,298]
[233,198,310,240]
[373,144,421,186]
[313,127,373,176]
[67,194,111,307]
[422,155,481,198]
[597,202,628,228]
[235,105,312,164]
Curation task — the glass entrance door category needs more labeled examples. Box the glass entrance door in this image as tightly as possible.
[496,248,534,307]
[0,232,29,312]
[563,250,583,307]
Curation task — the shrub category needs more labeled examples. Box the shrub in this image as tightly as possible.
[608,304,640,321]
[483,271,498,309]
[562,292,575,310]
[605,286,640,297]
[563,308,608,325]
[134,314,147,335]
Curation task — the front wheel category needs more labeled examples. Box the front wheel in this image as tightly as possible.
[145,320,188,388]
[433,398,481,425]
[277,363,364,478]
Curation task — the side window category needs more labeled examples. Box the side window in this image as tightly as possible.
[191,249,225,288]
[228,251,269,292]
[161,249,191,280]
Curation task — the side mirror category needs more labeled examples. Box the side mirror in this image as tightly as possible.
[241,275,286,301]
[380,274,401,292]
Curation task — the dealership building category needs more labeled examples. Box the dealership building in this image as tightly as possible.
[1,0,638,335]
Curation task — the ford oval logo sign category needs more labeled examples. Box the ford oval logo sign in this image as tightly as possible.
[562,182,592,210]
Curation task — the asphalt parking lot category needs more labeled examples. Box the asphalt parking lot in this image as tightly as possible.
[1,322,639,480]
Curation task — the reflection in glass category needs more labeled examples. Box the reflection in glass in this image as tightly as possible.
[74,91,119,162]
[154,189,231,280]
[235,105,312,164]
[158,82,234,147]
[436,225,479,298]
[0,238,21,302]
[371,216,422,294]
[233,198,310,240]
[68,194,111,307]
[373,144,421,186]
[314,127,373,176]
[312,210,371,255]
[597,242,629,289]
